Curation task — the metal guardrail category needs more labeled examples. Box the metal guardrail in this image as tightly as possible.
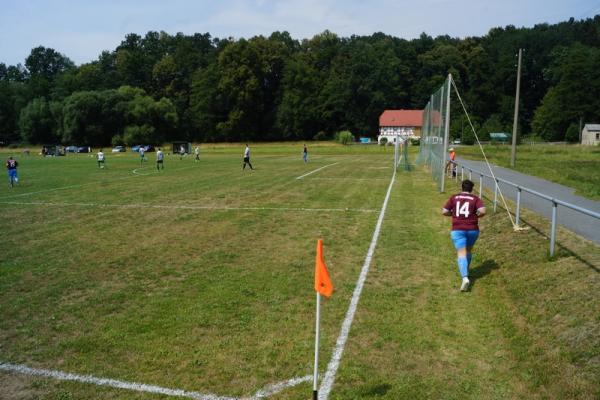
[449,161,600,256]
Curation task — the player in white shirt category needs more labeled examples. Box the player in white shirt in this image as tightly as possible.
[195,146,200,162]
[242,144,253,170]
[156,148,164,170]
[97,150,105,168]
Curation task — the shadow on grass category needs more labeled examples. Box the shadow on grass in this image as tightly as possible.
[472,196,600,274]
[470,259,500,289]
[360,383,392,397]
[519,216,600,274]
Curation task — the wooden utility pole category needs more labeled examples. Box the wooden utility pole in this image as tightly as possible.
[510,49,522,168]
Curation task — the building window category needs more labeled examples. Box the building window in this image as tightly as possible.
[596,133,600,140]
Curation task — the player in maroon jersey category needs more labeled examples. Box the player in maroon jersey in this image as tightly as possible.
[6,156,19,187]
[442,179,486,291]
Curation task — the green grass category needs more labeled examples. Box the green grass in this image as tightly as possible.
[456,144,600,200]
[0,143,598,399]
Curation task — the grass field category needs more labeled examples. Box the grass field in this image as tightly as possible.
[456,144,600,200]
[0,143,598,399]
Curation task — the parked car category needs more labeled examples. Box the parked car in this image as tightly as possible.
[65,145,78,153]
[77,146,91,153]
[132,145,155,152]
[453,139,461,145]
[112,146,126,153]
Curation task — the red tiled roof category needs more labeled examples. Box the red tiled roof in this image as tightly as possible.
[379,110,423,127]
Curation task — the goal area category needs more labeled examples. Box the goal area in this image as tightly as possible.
[172,142,192,154]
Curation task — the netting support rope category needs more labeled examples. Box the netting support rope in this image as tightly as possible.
[450,77,519,230]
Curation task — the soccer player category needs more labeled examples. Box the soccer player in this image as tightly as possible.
[445,147,457,177]
[156,148,164,170]
[139,146,146,165]
[179,145,185,160]
[242,144,253,170]
[6,156,18,187]
[442,179,486,291]
[303,144,308,163]
[97,149,106,168]
[194,146,200,162]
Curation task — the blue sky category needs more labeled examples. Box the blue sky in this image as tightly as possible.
[1,0,599,66]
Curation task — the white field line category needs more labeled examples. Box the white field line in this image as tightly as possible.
[308,177,387,181]
[0,200,378,214]
[0,362,310,399]
[0,165,195,200]
[251,375,312,398]
[132,167,155,176]
[295,163,339,180]
[0,362,236,400]
[318,169,397,400]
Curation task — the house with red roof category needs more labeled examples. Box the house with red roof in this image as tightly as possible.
[378,109,423,144]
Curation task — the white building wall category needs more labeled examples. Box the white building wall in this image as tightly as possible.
[377,127,416,144]
[582,128,600,145]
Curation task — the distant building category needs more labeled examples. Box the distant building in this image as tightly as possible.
[581,124,600,145]
[378,109,423,144]
[489,132,510,143]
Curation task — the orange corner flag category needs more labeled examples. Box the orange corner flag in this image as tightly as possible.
[315,239,333,297]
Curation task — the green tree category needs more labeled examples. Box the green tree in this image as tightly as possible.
[19,97,58,143]
[62,91,105,145]
[25,46,75,98]
[532,44,600,140]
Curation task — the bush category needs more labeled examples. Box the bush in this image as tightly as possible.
[565,124,579,143]
[336,130,354,145]
[313,131,330,141]
[462,129,476,145]
[410,138,420,146]
[123,124,156,145]
[379,137,388,146]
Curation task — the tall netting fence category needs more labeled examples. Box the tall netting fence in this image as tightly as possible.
[417,75,451,192]
[394,137,411,172]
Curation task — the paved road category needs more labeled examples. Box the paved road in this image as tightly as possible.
[451,158,600,244]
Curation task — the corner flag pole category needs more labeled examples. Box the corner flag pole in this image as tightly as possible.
[313,292,321,400]
[313,239,333,400]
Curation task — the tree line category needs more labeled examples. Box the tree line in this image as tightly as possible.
[1,16,599,146]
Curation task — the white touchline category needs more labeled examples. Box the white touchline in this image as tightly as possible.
[0,362,236,400]
[295,163,339,180]
[308,177,387,181]
[318,169,397,400]
[0,200,378,214]
[251,375,312,398]
[0,362,311,399]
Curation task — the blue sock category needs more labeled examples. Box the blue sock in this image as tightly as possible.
[467,253,472,267]
[458,256,469,278]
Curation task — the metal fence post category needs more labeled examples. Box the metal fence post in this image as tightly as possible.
[550,201,557,257]
[461,166,464,181]
[516,187,522,226]
[493,180,498,212]
[479,174,483,197]
[469,170,472,180]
